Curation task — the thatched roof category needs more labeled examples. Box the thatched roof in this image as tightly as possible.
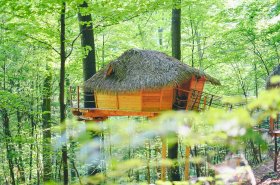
[84,49,220,93]
[266,65,280,89]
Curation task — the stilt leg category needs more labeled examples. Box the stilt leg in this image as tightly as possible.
[274,136,278,172]
[270,117,274,132]
[161,138,166,181]
[185,146,190,180]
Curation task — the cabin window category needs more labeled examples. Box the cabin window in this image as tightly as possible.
[105,65,114,77]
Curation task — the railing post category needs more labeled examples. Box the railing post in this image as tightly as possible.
[191,90,200,110]
[209,95,214,108]
[203,95,207,110]
[186,90,192,111]
[77,86,80,110]
[270,117,275,132]
[70,86,73,108]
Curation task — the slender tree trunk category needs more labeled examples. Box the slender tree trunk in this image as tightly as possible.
[29,102,35,183]
[78,1,101,179]
[146,141,151,184]
[273,42,280,64]
[102,34,105,67]
[2,109,16,185]
[36,131,40,185]
[254,62,262,162]
[171,0,181,61]
[169,0,181,181]
[16,111,26,183]
[60,2,69,184]
[168,138,180,181]
[190,19,195,67]
[194,146,201,177]
[78,1,96,108]
[251,39,270,75]
[42,66,52,182]
[194,24,204,69]
[158,27,163,46]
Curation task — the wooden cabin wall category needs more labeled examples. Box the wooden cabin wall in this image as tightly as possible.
[94,76,207,112]
[189,76,206,92]
[142,89,161,111]
[118,92,142,111]
[142,87,173,111]
[160,88,174,110]
[95,93,118,109]
[94,87,174,112]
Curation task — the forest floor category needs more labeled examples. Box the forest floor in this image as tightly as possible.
[254,156,280,184]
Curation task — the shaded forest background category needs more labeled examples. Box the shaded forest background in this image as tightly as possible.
[0,0,280,184]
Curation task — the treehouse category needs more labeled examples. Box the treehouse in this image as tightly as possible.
[266,65,280,172]
[72,49,220,120]
[70,48,221,180]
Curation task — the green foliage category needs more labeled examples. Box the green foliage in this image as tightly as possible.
[1,0,280,184]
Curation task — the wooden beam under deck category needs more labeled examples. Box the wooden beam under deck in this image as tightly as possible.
[71,108,159,119]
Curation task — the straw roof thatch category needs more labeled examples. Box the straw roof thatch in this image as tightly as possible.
[266,65,280,89]
[84,49,220,93]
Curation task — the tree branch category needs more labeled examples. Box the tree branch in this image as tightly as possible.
[66,30,84,59]
[25,35,60,55]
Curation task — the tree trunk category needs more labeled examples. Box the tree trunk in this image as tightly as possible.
[169,0,181,181]
[78,1,101,178]
[42,66,52,182]
[2,109,16,185]
[194,146,201,177]
[28,101,35,183]
[16,111,26,183]
[190,18,195,67]
[60,2,69,184]
[168,139,180,181]
[158,27,163,46]
[194,24,204,69]
[171,0,181,61]
[78,1,96,108]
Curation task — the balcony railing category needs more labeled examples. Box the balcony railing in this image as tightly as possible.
[70,86,230,112]
[70,86,95,109]
[173,88,224,111]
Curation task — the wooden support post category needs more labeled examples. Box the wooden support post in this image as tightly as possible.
[274,136,278,172]
[277,114,279,129]
[270,117,275,132]
[70,86,73,108]
[203,96,207,110]
[77,86,80,110]
[186,90,193,111]
[161,138,166,181]
[209,95,214,108]
[185,146,190,180]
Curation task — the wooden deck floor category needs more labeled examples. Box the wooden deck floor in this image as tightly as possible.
[72,108,159,120]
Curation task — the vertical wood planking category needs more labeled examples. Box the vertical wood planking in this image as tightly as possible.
[140,90,143,111]
[116,92,119,109]
[94,92,98,108]
[160,89,163,110]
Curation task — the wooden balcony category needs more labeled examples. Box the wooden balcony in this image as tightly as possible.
[70,86,224,121]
